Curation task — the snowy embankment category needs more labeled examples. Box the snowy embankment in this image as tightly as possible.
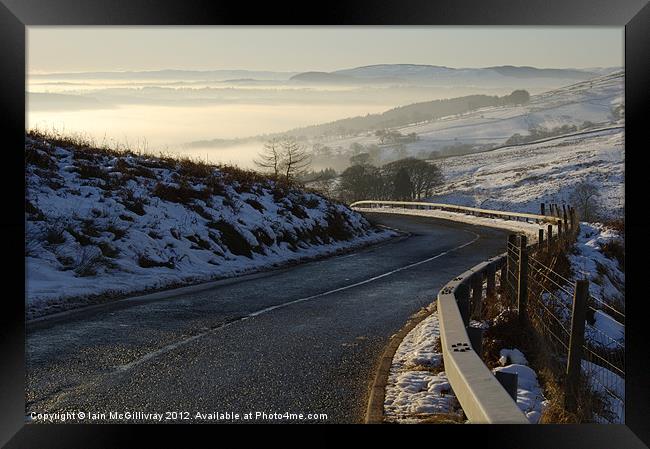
[570,223,624,324]
[571,223,625,423]
[354,206,544,240]
[384,307,547,424]
[384,306,464,423]
[429,126,624,219]
[493,348,548,424]
[25,134,394,318]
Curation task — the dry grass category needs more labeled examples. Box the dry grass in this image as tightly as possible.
[415,412,466,424]
[599,240,624,271]
[26,128,304,194]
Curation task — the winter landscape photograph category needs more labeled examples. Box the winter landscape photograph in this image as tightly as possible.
[25,26,625,424]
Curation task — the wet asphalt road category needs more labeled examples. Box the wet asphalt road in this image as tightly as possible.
[26,213,509,424]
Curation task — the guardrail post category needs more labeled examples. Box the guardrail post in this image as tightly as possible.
[538,229,544,251]
[457,283,471,327]
[517,235,528,324]
[547,224,553,253]
[565,279,589,413]
[486,263,496,297]
[467,327,484,356]
[495,371,519,401]
[472,273,483,319]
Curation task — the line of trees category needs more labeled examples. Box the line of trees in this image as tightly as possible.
[337,157,443,203]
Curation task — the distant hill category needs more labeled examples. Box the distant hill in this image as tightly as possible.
[290,71,357,84]
[283,90,531,138]
[301,64,608,87]
[486,65,594,79]
[29,69,297,81]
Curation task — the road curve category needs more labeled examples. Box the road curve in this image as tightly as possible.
[26,213,509,424]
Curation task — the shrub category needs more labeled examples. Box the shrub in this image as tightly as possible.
[304,196,321,209]
[114,158,157,180]
[76,163,110,181]
[137,254,175,269]
[148,230,162,240]
[185,234,212,250]
[98,242,119,258]
[74,248,107,277]
[325,211,354,241]
[82,220,102,238]
[253,228,274,246]
[119,190,148,216]
[45,226,67,245]
[25,201,45,221]
[207,220,253,258]
[289,203,309,220]
[599,240,624,271]
[177,158,214,179]
[25,145,56,170]
[244,198,265,212]
[66,227,93,246]
[152,181,210,204]
[106,224,127,240]
[56,254,75,269]
[188,203,214,220]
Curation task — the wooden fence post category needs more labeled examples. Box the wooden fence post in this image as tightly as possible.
[507,234,517,303]
[547,224,553,252]
[558,220,563,244]
[541,203,546,216]
[517,235,528,324]
[538,229,544,251]
[563,217,569,244]
[565,279,589,413]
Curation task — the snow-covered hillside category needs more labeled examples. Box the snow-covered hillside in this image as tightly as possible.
[428,126,624,218]
[25,134,393,318]
[318,71,623,158]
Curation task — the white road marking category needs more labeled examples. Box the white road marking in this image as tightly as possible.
[115,230,480,373]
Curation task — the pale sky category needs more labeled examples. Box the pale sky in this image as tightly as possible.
[27,26,623,74]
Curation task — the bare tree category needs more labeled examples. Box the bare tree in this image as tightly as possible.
[255,137,311,182]
[570,181,601,222]
[281,138,311,182]
[254,138,282,178]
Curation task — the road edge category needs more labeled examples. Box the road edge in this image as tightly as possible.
[365,303,436,424]
[27,227,410,329]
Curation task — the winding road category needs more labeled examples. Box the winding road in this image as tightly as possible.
[26,213,509,424]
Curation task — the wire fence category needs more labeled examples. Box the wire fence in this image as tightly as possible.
[505,230,625,423]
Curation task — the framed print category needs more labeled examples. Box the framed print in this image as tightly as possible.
[1,0,648,446]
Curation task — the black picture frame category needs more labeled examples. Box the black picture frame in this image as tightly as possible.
[1,0,648,446]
